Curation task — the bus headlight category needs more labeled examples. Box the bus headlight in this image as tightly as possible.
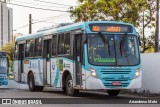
[5,76,8,79]
[90,68,97,77]
[133,68,140,79]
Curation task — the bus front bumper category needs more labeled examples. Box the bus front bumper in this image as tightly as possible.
[0,79,8,85]
[85,75,141,90]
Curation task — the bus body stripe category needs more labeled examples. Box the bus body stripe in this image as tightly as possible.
[53,61,60,87]
[38,59,43,84]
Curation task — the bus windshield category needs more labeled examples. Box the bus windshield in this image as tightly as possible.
[88,34,140,66]
[0,57,8,73]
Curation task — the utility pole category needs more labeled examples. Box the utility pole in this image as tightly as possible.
[143,11,145,52]
[155,0,159,52]
[29,14,32,34]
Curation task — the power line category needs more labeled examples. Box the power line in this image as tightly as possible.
[12,0,69,9]
[7,3,68,12]
[13,24,30,31]
[32,14,69,22]
[33,17,68,24]
[13,15,70,31]
[34,0,76,7]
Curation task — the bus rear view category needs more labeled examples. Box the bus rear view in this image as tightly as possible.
[0,52,9,86]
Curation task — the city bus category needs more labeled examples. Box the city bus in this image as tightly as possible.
[13,21,141,96]
[0,51,9,86]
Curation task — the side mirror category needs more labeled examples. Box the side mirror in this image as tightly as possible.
[82,34,88,44]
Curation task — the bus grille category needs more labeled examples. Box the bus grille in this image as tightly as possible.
[0,78,4,81]
[101,70,131,74]
[99,69,133,88]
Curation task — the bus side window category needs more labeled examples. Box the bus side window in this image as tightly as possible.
[52,35,57,56]
[58,34,64,54]
[14,43,18,59]
[64,33,71,54]
[30,40,35,57]
[35,38,42,57]
[25,40,35,57]
[25,40,30,57]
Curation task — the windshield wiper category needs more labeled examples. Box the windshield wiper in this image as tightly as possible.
[98,32,110,56]
[120,33,127,57]
[120,33,129,64]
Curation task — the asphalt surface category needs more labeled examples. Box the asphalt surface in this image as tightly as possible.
[0,80,159,107]
[0,80,147,98]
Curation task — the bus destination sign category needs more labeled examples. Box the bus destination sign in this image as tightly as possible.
[90,24,132,33]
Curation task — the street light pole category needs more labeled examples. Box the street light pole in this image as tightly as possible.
[155,0,159,52]
[143,11,145,52]
[29,14,32,34]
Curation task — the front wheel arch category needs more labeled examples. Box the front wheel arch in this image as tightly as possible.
[62,70,71,91]
[28,72,36,91]
[66,74,79,96]
[27,71,34,84]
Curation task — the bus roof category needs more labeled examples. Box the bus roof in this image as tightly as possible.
[16,21,135,41]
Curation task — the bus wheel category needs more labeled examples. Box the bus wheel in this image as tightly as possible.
[107,90,120,96]
[66,75,79,96]
[36,86,44,91]
[28,73,36,91]
[62,87,66,92]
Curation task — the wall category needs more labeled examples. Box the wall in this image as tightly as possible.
[136,53,160,94]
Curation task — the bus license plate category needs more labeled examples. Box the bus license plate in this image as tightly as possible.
[112,82,122,86]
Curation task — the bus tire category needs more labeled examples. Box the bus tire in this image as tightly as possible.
[62,87,66,92]
[36,86,44,91]
[28,73,36,91]
[66,75,79,96]
[107,90,120,96]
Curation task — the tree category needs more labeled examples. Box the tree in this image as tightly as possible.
[140,32,155,53]
[1,42,15,61]
[69,0,156,53]
[70,0,155,26]
[138,0,156,52]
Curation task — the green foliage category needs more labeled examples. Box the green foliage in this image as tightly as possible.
[140,32,155,53]
[70,0,156,53]
[69,0,156,28]
[0,42,15,72]
[1,42,15,61]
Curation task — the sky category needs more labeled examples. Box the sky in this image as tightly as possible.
[7,0,155,37]
[7,0,78,35]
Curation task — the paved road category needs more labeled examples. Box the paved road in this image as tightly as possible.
[0,80,147,98]
[0,80,159,107]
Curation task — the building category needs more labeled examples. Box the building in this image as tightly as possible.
[0,1,13,48]
[13,33,23,41]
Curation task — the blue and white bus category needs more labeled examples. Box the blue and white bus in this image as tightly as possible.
[0,52,9,86]
[13,21,141,96]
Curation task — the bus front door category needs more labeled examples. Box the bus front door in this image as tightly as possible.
[43,40,51,85]
[74,34,82,87]
[18,44,24,82]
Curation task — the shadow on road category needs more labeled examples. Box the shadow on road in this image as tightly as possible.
[43,90,133,99]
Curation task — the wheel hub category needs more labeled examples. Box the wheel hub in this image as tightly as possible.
[67,80,73,91]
